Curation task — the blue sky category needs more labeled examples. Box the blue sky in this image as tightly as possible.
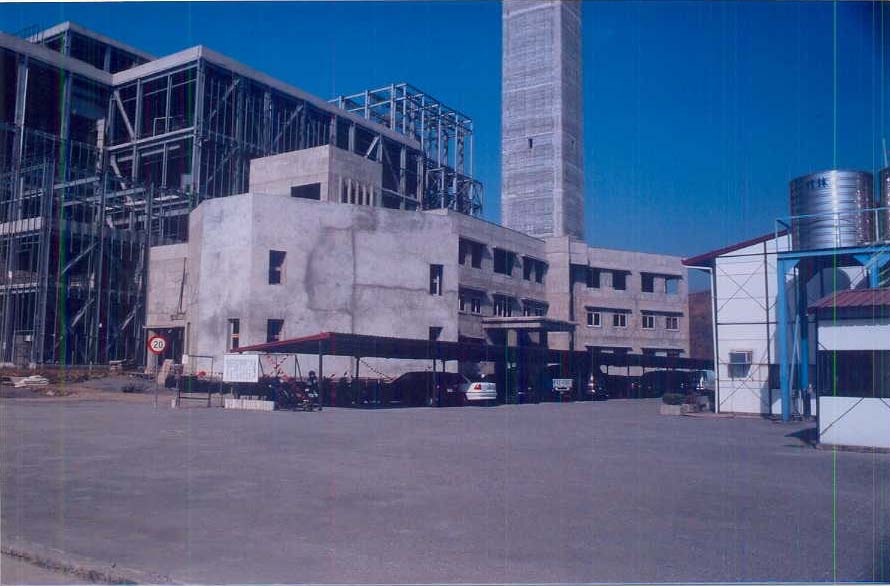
[1,1,887,261]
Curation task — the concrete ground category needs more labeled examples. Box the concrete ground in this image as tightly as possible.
[1,555,86,585]
[1,397,887,584]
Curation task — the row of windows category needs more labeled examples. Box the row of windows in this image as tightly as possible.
[459,290,547,317]
[584,267,681,294]
[459,239,546,284]
[586,310,680,330]
[269,251,545,297]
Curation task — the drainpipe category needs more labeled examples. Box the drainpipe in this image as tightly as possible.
[685,263,720,414]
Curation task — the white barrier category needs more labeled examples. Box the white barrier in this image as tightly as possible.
[224,398,275,412]
[819,396,890,449]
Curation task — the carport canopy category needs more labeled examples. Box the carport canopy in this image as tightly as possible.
[235,331,712,371]
[592,352,712,370]
[235,331,552,362]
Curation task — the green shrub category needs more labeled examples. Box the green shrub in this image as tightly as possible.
[662,393,686,405]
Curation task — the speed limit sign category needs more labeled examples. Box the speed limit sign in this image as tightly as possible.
[147,335,167,355]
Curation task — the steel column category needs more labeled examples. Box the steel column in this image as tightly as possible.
[777,258,798,422]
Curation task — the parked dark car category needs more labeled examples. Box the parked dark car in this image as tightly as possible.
[598,374,641,399]
[584,371,610,401]
[384,371,467,407]
[639,370,698,398]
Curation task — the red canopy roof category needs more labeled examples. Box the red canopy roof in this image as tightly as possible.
[809,288,890,312]
[683,230,787,267]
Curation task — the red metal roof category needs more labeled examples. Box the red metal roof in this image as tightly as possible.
[683,230,787,267]
[234,331,714,370]
[809,288,890,312]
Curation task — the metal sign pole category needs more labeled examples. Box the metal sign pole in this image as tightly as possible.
[154,362,159,409]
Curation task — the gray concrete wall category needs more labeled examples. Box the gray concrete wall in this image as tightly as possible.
[574,246,689,355]
[442,210,548,340]
[248,145,382,206]
[145,243,189,329]
[501,0,584,240]
[185,194,457,376]
[542,237,689,354]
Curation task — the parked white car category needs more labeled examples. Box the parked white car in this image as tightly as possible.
[462,380,497,404]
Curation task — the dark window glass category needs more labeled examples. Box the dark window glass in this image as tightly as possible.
[266,319,284,343]
[494,249,514,276]
[268,250,286,284]
[429,264,443,295]
[291,183,321,200]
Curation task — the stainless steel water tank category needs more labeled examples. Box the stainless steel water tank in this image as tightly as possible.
[789,170,874,250]
[878,168,890,242]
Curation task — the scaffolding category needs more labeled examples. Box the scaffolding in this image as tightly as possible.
[331,83,483,216]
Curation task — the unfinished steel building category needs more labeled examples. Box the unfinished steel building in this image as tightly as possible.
[0,22,482,366]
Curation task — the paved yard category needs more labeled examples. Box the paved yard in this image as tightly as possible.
[1,555,86,585]
[1,397,887,584]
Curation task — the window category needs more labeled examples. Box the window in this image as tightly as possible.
[612,271,627,291]
[587,311,602,327]
[429,327,442,341]
[460,290,483,314]
[666,316,680,330]
[429,264,443,295]
[612,313,627,328]
[227,319,240,351]
[528,137,533,149]
[728,350,752,379]
[493,295,513,317]
[642,314,655,329]
[522,257,545,282]
[665,277,680,295]
[290,183,321,200]
[523,301,547,317]
[535,261,545,284]
[266,319,284,343]
[459,239,470,266]
[587,268,600,288]
[459,239,484,268]
[268,250,286,284]
[493,248,515,276]
[667,350,682,358]
[641,273,655,293]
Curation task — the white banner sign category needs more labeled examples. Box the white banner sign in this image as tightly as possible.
[223,354,260,383]
[552,378,574,392]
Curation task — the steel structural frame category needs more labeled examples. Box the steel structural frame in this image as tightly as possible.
[0,47,193,366]
[3,42,482,365]
[774,213,890,422]
[332,83,483,216]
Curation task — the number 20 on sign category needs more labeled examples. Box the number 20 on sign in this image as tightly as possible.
[147,336,167,355]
